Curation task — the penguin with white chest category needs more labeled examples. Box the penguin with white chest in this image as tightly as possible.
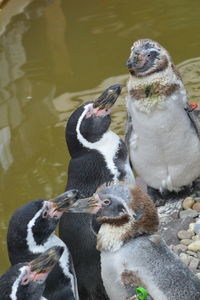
[125,39,200,205]
[80,183,200,300]
[59,84,135,300]
[7,190,80,300]
[0,246,64,300]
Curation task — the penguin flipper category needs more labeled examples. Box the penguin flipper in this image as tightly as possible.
[185,103,200,140]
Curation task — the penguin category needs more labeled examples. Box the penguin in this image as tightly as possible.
[7,189,80,300]
[125,38,200,206]
[79,183,200,300]
[0,246,63,300]
[59,84,135,300]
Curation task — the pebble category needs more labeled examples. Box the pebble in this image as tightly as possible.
[179,209,198,219]
[177,230,192,240]
[187,250,198,258]
[196,273,200,280]
[182,197,194,210]
[189,257,199,272]
[192,235,200,241]
[192,202,200,212]
[188,241,200,252]
[194,224,200,235]
[189,223,196,231]
[187,229,195,236]
[180,239,192,246]
[172,244,188,254]
[179,253,191,266]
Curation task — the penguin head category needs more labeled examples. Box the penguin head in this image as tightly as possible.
[66,84,121,156]
[7,246,63,299]
[8,190,79,247]
[75,183,159,234]
[96,184,159,231]
[126,39,171,77]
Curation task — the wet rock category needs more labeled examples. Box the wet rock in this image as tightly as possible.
[179,209,198,219]
[182,197,194,210]
[179,253,191,266]
[189,257,199,272]
[177,230,192,240]
[180,239,192,246]
[192,203,200,212]
[188,241,200,252]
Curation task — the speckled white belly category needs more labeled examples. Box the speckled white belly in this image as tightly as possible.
[100,241,167,300]
[127,94,200,191]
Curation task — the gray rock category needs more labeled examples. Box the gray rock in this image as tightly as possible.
[179,209,198,219]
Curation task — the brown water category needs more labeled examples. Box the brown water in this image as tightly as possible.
[0,0,200,273]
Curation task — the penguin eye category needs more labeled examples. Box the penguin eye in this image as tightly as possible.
[21,276,31,285]
[147,50,158,58]
[42,210,48,218]
[103,199,111,206]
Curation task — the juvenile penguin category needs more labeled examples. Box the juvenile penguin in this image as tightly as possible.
[0,246,63,300]
[59,84,135,300]
[125,39,200,205]
[81,183,200,300]
[7,190,80,300]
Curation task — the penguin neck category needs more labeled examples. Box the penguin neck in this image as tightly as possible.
[96,220,134,252]
[26,202,58,252]
[127,65,184,113]
[9,266,27,299]
[76,104,121,182]
[127,64,179,90]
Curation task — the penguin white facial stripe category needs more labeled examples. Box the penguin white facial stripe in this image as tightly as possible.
[26,202,76,298]
[10,266,27,300]
[76,104,120,182]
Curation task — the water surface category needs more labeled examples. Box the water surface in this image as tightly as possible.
[0,0,200,272]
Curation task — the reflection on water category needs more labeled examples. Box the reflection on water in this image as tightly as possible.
[0,0,200,273]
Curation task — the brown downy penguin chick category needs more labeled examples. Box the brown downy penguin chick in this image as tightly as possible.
[76,183,200,300]
[125,38,200,206]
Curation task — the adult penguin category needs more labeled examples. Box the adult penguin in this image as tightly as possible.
[59,84,135,300]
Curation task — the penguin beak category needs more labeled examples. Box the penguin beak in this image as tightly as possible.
[126,52,146,71]
[68,194,102,214]
[26,246,64,282]
[49,189,79,213]
[92,84,122,116]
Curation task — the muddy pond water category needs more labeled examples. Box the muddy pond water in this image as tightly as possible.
[0,0,200,273]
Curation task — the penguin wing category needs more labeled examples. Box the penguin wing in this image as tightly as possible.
[185,103,200,139]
